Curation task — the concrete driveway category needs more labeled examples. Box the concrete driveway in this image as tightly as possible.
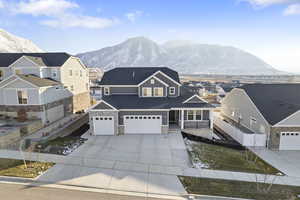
[37,133,190,197]
[251,147,300,178]
[71,133,190,168]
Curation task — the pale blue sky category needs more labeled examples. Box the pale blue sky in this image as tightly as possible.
[0,0,300,72]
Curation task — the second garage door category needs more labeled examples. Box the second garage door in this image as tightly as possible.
[124,115,162,134]
[279,132,300,150]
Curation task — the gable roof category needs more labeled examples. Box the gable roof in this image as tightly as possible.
[17,74,60,87]
[99,67,180,85]
[239,84,300,125]
[0,53,71,67]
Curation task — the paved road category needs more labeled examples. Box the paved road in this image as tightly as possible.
[0,183,181,200]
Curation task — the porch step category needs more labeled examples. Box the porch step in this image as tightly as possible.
[168,129,181,134]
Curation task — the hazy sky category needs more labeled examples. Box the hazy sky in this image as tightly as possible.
[0,0,299,73]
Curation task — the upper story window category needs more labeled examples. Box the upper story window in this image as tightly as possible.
[154,87,163,97]
[150,79,155,84]
[104,87,110,95]
[142,87,152,97]
[69,70,73,76]
[70,85,74,91]
[80,70,82,77]
[169,87,175,95]
[17,90,28,104]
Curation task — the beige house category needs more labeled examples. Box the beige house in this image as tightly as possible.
[88,68,103,85]
[0,53,90,124]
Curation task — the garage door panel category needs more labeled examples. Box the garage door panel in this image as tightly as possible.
[93,116,114,135]
[280,132,300,150]
[124,115,162,134]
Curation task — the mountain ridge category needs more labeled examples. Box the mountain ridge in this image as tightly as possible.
[77,37,282,75]
[0,29,43,53]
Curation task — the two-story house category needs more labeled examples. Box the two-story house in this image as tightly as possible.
[89,67,214,135]
[0,53,90,124]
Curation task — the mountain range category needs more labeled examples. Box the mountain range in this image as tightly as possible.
[0,29,43,53]
[0,29,282,75]
[77,37,282,75]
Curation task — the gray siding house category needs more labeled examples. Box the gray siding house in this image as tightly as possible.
[0,53,91,125]
[89,67,214,135]
[221,84,300,150]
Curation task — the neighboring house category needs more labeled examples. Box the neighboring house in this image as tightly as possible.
[220,84,300,150]
[88,68,103,85]
[185,85,205,97]
[0,53,90,124]
[89,67,214,135]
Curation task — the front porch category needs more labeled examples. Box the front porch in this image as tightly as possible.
[168,109,213,130]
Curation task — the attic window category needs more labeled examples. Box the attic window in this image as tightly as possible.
[150,79,155,84]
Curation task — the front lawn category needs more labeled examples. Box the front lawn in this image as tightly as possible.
[179,176,300,200]
[0,158,54,178]
[185,139,281,175]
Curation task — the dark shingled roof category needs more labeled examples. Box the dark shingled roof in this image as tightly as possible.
[96,87,214,110]
[99,67,180,85]
[17,74,60,87]
[239,84,300,125]
[0,53,71,67]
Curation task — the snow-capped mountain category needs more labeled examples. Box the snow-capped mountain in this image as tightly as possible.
[0,29,43,53]
[77,37,282,75]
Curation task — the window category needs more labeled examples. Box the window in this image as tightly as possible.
[70,85,74,91]
[80,70,82,77]
[195,110,202,120]
[169,87,175,95]
[17,90,28,104]
[104,87,109,95]
[52,69,57,78]
[187,110,194,120]
[69,70,73,76]
[142,87,152,97]
[150,79,155,84]
[0,70,3,78]
[86,83,89,90]
[154,87,163,97]
[15,69,21,75]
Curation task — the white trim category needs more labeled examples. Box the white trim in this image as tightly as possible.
[273,110,300,127]
[95,100,117,111]
[0,76,38,88]
[183,94,208,103]
[170,107,214,110]
[138,75,169,87]
[153,70,181,86]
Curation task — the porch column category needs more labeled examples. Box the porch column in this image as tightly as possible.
[209,109,213,129]
[181,109,184,129]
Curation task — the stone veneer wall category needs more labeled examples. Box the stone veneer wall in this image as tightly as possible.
[269,126,300,150]
[73,92,91,113]
[0,97,72,124]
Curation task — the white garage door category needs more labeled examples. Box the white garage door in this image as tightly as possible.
[93,116,114,135]
[279,132,300,150]
[124,115,162,134]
